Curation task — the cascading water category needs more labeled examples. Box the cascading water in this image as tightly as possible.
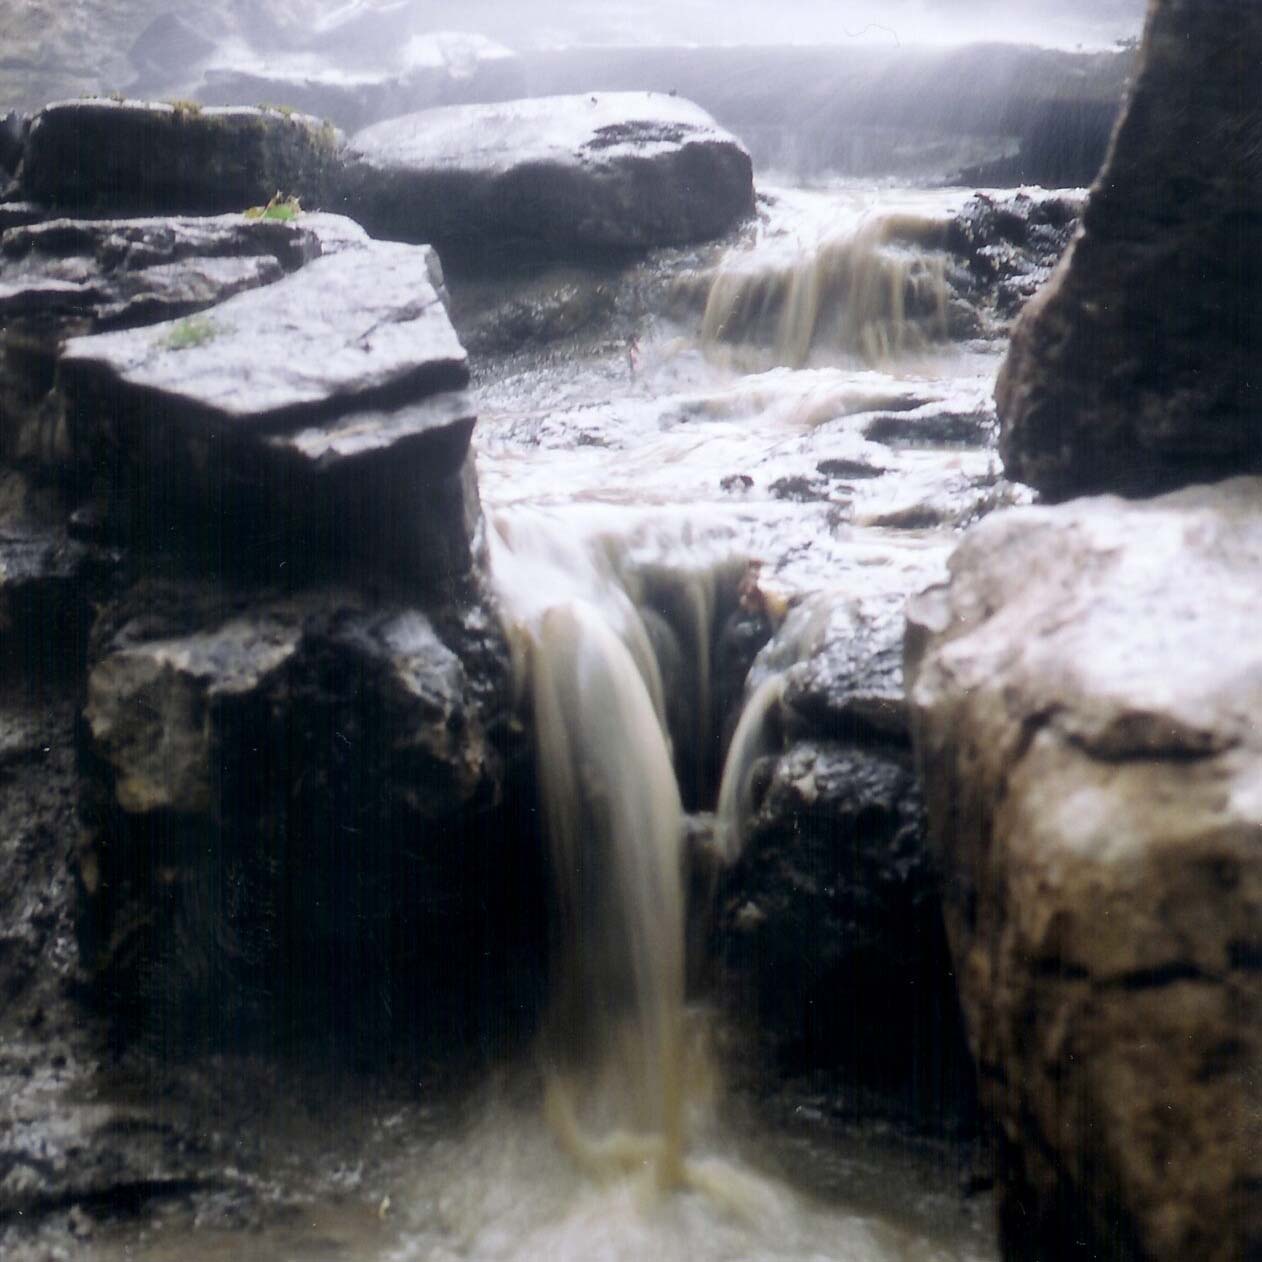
[673,200,959,370]
[487,508,738,1191]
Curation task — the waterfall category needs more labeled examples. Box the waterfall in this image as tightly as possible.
[675,208,952,370]
[489,507,738,1189]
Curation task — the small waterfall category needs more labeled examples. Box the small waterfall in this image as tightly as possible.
[489,508,740,1189]
[678,210,952,369]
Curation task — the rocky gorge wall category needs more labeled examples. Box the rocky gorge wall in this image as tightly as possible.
[908,2,1262,1258]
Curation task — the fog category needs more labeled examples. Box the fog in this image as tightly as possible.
[337,0,1148,51]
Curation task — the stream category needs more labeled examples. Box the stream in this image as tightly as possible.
[86,178,1064,1262]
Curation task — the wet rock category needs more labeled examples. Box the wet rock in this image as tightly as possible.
[456,272,617,356]
[0,215,318,329]
[342,93,755,263]
[56,238,475,582]
[719,596,974,1120]
[863,409,993,448]
[0,471,109,681]
[996,0,1262,500]
[18,100,344,218]
[816,457,886,481]
[78,574,518,1045]
[906,478,1262,1262]
[0,112,27,179]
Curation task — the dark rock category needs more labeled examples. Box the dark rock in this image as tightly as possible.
[0,471,109,682]
[996,0,1262,500]
[342,93,754,263]
[18,100,344,217]
[77,574,526,1049]
[0,202,49,234]
[0,111,27,179]
[816,457,886,481]
[906,478,1262,1262]
[863,409,993,448]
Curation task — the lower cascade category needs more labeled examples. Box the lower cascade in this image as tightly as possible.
[489,509,724,1192]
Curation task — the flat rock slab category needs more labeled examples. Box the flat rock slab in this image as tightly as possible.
[906,478,1262,1262]
[55,238,477,581]
[344,92,754,260]
[18,100,345,216]
[59,239,466,431]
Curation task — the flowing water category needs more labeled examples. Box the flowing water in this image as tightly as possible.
[90,181,1032,1262]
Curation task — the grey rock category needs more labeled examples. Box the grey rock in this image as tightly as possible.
[54,237,477,581]
[59,239,465,430]
[78,576,515,1044]
[18,100,345,217]
[343,93,755,261]
[906,478,1262,1262]
[996,0,1262,499]
[0,215,318,330]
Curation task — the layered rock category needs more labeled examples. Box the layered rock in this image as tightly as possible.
[996,0,1262,500]
[54,234,475,581]
[343,93,754,262]
[77,573,529,1048]
[17,100,344,217]
[906,480,1262,1261]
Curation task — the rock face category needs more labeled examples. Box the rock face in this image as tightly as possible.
[18,100,344,217]
[198,32,527,136]
[343,93,755,262]
[77,574,533,1048]
[51,232,477,582]
[718,595,975,1120]
[995,0,1262,500]
[906,480,1262,1262]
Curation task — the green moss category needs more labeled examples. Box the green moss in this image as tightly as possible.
[164,99,204,118]
[243,192,302,222]
[163,316,220,351]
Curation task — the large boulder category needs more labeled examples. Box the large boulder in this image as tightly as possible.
[995,0,1262,500]
[55,235,477,582]
[342,92,755,262]
[76,573,534,1049]
[906,479,1262,1262]
[17,100,344,217]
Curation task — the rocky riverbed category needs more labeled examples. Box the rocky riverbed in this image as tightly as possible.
[1,2,1255,1258]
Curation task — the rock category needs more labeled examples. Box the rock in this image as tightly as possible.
[0,470,111,681]
[996,0,1262,500]
[717,595,975,1121]
[0,213,322,489]
[18,100,344,218]
[78,574,522,1045]
[906,478,1262,1262]
[0,215,319,329]
[55,238,476,582]
[0,112,27,179]
[343,93,755,262]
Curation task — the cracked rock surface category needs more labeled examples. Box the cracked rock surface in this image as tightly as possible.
[906,478,1262,1262]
